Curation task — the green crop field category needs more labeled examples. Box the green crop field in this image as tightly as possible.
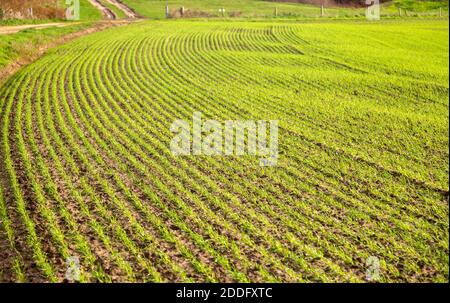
[79,0,104,20]
[0,18,448,282]
[0,0,102,74]
[120,0,365,18]
[120,0,448,19]
[0,23,92,72]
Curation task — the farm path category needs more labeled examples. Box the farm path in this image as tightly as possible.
[0,23,76,35]
[88,0,117,19]
[106,0,139,18]
[0,0,139,35]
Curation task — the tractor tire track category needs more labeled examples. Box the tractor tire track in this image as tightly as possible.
[106,0,139,19]
[88,0,117,20]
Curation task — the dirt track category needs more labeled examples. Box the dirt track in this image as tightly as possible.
[0,22,77,35]
[107,0,139,18]
[90,0,139,20]
[0,0,138,33]
[88,0,117,19]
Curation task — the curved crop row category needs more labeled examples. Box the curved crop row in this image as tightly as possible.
[0,20,448,282]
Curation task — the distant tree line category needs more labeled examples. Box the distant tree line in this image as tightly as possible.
[266,0,392,8]
[267,0,449,7]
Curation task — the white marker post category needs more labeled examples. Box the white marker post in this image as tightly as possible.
[65,0,80,21]
[365,0,380,21]
[166,0,169,18]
